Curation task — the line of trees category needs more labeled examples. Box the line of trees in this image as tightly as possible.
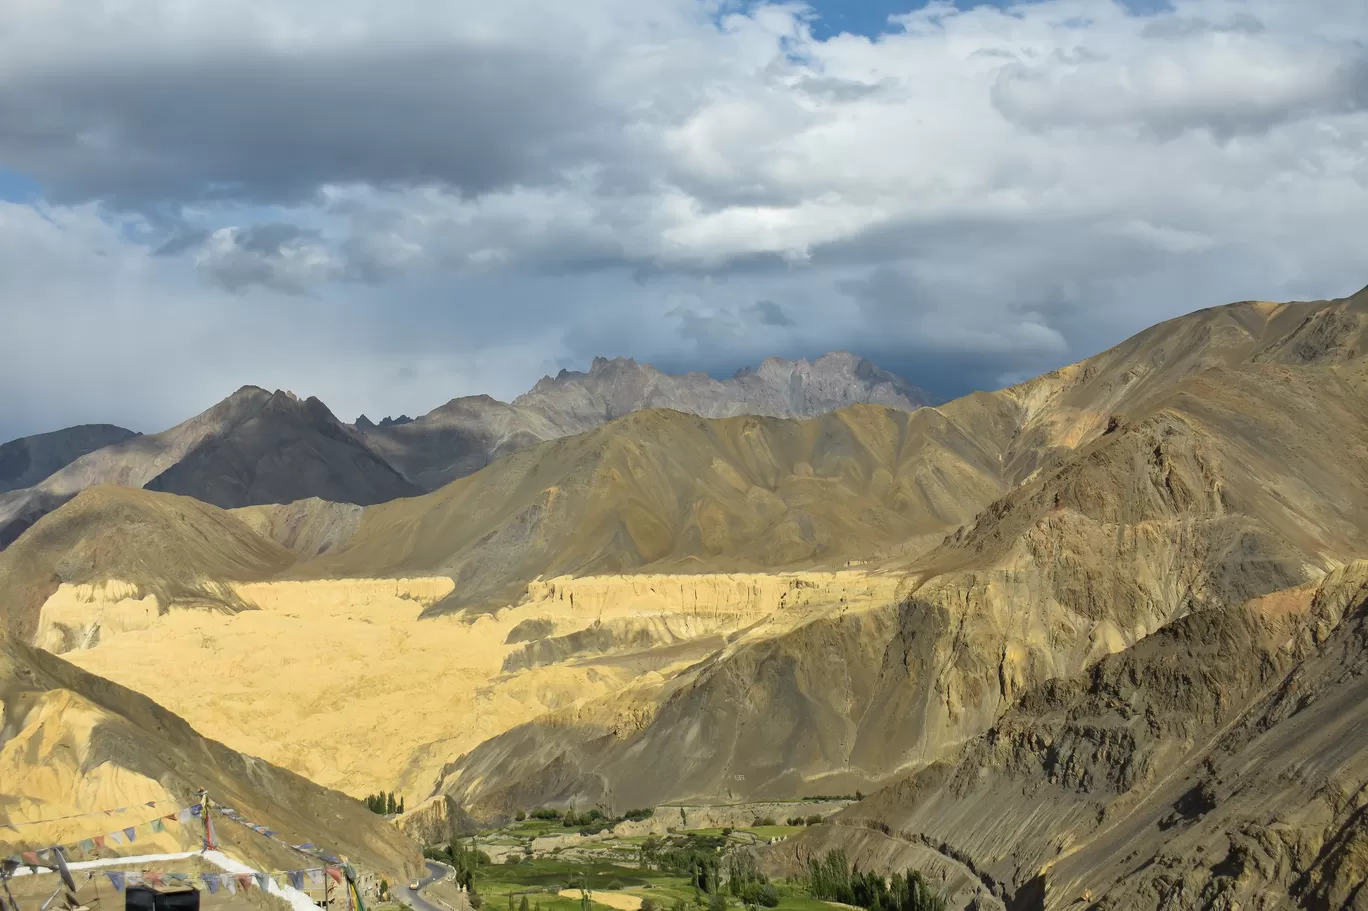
[806,849,946,911]
[516,806,654,834]
[363,791,405,815]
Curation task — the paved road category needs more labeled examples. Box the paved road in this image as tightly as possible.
[398,860,454,911]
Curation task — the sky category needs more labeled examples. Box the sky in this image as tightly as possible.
[2,0,1368,439]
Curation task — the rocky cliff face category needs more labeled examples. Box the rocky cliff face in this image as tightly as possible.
[793,563,1368,910]
[360,352,932,491]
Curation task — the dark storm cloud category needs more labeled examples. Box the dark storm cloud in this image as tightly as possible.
[744,299,796,327]
[196,221,339,293]
[0,45,611,207]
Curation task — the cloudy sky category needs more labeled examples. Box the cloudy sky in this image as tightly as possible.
[3,0,1367,439]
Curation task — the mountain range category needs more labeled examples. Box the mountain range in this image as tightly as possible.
[0,352,929,548]
[3,292,1368,910]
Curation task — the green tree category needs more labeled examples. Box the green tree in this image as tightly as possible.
[520,897,530,911]
[708,894,727,911]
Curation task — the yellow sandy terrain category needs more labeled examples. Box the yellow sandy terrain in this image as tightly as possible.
[41,571,900,802]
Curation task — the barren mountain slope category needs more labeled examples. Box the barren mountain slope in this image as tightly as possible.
[360,352,933,491]
[0,386,419,548]
[0,630,422,882]
[0,485,294,644]
[424,356,1368,819]
[780,562,1368,910]
[0,424,138,494]
[297,403,1013,610]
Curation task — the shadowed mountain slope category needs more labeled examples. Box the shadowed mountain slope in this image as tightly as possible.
[783,562,1368,910]
[0,424,138,494]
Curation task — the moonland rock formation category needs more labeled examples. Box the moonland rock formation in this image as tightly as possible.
[2,289,1368,911]
[0,386,420,548]
[0,424,138,494]
[0,629,423,883]
[357,352,932,490]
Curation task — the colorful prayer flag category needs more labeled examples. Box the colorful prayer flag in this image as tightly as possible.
[151,819,165,834]
[123,827,137,842]
[145,873,164,887]
[255,872,271,891]
[307,869,324,885]
[106,872,126,892]
[326,866,344,884]
[202,874,220,894]
[93,835,106,849]
[107,830,124,845]
[289,870,305,890]
[79,839,95,853]
[225,875,237,895]
[20,852,39,866]
[169,873,189,883]
[146,802,157,808]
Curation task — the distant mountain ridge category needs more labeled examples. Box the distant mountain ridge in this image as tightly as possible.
[0,351,925,548]
[0,385,419,547]
[359,351,932,491]
[0,424,138,494]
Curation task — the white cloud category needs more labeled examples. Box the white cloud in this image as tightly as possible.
[2,0,1368,438]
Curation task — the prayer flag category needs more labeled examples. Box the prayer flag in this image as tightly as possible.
[255,872,271,891]
[151,819,165,834]
[79,839,95,853]
[124,827,137,842]
[307,869,324,885]
[169,873,189,884]
[146,802,157,808]
[105,872,126,892]
[145,873,164,887]
[225,875,237,895]
[107,830,124,846]
[326,867,344,884]
[127,873,143,886]
[202,874,220,894]
[177,808,193,824]
[289,870,305,890]
[20,852,39,866]
[93,835,106,849]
